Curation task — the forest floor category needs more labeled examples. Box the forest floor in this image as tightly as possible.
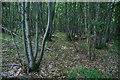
[1,32,119,78]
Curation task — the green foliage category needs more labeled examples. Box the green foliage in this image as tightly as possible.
[67,66,112,78]
[58,65,65,69]
[2,33,12,39]
[95,44,108,50]
[77,67,101,78]
[68,68,77,78]
[53,72,68,78]
[90,34,95,38]
[99,55,108,60]
[92,21,106,26]
[80,23,85,26]
[92,21,106,33]
[81,42,87,49]
[68,71,77,78]
[45,42,52,49]
[108,49,119,54]
[101,74,112,78]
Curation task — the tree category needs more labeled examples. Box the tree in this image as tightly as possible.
[46,2,56,41]
[21,2,51,72]
[2,2,118,73]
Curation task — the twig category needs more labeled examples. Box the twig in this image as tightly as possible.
[12,36,23,67]
[46,48,54,51]
[0,50,12,53]
[0,25,19,38]
[0,72,30,79]
[0,64,21,67]
[0,38,13,42]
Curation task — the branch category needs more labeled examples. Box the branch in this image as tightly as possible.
[0,50,13,53]
[0,72,30,79]
[0,64,21,67]
[1,25,19,37]
[12,36,23,67]
[34,2,39,59]
[37,2,51,65]
[0,38,13,42]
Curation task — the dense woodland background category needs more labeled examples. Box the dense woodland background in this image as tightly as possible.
[1,1,120,79]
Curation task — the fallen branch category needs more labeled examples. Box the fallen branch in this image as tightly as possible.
[0,26,19,37]
[0,38,13,42]
[46,48,54,51]
[0,72,30,79]
[0,50,13,53]
[12,36,23,67]
[0,64,21,67]
[0,38,21,44]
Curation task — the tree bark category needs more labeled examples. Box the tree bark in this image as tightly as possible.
[103,3,113,44]
[37,2,51,67]
[94,3,99,46]
[46,2,56,41]
[25,1,35,71]
[21,2,29,67]
[34,2,39,60]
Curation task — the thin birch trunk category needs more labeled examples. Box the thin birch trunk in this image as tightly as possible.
[34,2,39,60]
[37,2,51,66]
[103,3,113,43]
[85,3,91,60]
[87,3,91,60]
[25,1,35,70]
[94,3,99,46]
[21,2,29,67]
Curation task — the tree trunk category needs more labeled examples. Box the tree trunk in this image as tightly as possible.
[94,3,99,46]
[36,2,51,67]
[103,3,113,44]
[34,2,39,60]
[25,1,35,71]
[21,2,29,68]
[85,3,92,60]
[46,2,56,41]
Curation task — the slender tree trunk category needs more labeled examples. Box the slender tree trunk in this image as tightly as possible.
[34,2,39,60]
[94,3,99,46]
[85,3,92,60]
[25,2,35,71]
[103,3,113,44]
[65,3,71,41]
[46,2,56,41]
[21,2,29,67]
[39,3,45,33]
[9,3,11,31]
[73,2,78,36]
[37,2,51,67]
[87,3,91,60]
